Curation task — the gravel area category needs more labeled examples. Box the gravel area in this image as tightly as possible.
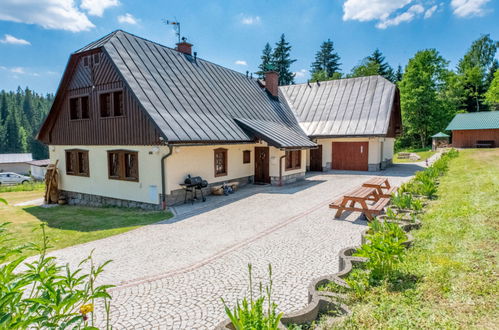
[42,163,423,329]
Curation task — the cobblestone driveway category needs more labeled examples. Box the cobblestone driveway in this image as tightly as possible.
[45,164,422,329]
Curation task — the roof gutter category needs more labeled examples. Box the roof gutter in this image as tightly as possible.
[160,144,173,210]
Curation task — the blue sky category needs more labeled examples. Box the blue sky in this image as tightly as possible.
[0,0,497,94]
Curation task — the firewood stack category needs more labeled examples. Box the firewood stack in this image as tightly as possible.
[44,160,59,204]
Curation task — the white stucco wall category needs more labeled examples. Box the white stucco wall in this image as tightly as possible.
[51,143,308,204]
[50,145,168,204]
[30,165,47,180]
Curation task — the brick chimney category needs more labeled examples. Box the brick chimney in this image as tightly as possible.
[264,71,279,97]
[176,40,193,55]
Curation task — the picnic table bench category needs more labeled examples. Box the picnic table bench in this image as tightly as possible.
[362,177,397,198]
[329,186,390,221]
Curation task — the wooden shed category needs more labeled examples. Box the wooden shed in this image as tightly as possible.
[446,112,499,148]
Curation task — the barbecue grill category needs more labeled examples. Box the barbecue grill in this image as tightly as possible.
[181,175,208,204]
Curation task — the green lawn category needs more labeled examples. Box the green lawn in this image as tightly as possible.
[320,149,499,329]
[393,147,436,163]
[0,195,172,258]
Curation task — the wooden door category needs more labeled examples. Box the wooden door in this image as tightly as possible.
[309,145,323,171]
[332,142,368,171]
[254,147,270,184]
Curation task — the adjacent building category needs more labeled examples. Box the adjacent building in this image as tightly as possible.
[446,111,499,148]
[0,153,33,175]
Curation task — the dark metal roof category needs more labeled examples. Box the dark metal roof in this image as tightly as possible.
[446,111,499,130]
[235,118,316,148]
[280,76,397,137]
[77,30,313,148]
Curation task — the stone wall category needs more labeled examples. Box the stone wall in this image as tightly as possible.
[270,171,305,185]
[62,190,161,210]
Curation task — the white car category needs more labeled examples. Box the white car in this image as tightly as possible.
[0,172,32,185]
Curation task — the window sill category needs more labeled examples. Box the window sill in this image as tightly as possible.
[66,173,90,177]
[285,166,301,171]
[69,118,91,122]
[215,172,227,177]
[100,115,126,120]
[108,177,139,182]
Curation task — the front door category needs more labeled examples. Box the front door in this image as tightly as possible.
[254,147,270,184]
[332,142,369,171]
[309,145,323,171]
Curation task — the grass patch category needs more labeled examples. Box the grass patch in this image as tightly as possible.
[394,147,436,163]
[0,202,172,259]
[0,181,45,193]
[322,149,499,329]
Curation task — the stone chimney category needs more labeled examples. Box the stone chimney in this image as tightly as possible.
[176,39,193,55]
[264,71,279,97]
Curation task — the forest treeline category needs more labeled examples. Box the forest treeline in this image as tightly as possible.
[0,88,54,159]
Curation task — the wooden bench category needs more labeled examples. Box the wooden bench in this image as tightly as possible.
[330,197,391,221]
[475,140,495,148]
[380,186,398,198]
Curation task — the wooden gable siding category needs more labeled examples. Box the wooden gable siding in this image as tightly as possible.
[386,88,402,138]
[44,50,163,145]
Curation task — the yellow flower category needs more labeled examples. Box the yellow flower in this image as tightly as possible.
[80,303,94,314]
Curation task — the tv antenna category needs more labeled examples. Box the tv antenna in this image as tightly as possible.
[162,19,181,44]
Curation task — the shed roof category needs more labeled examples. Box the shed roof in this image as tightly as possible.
[26,159,51,167]
[0,153,33,164]
[280,76,397,137]
[446,111,499,131]
[432,132,450,138]
[71,30,313,149]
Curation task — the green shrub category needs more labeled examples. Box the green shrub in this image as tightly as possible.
[354,220,407,282]
[0,222,113,329]
[222,264,283,330]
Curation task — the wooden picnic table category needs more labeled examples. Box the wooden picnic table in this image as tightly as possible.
[362,177,397,197]
[329,186,389,221]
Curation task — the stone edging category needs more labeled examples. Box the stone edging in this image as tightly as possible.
[215,218,421,329]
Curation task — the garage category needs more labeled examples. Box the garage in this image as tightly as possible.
[332,142,368,171]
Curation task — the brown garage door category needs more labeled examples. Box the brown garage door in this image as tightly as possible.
[332,142,368,171]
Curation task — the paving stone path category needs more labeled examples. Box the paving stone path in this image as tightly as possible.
[44,164,423,329]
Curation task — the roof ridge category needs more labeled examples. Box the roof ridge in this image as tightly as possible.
[280,75,390,88]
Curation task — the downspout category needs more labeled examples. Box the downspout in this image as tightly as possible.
[278,154,286,186]
[161,144,173,210]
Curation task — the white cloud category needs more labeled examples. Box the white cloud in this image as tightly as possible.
[240,15,261,25]
[117,13,138,25]
[80,0,119,17]
[10,67,26,74]
[0,0,94,32]
[343,0,412,22]
[424,5,438,18]
[451,0,490,17]
[376,4,424,29]
[235,60,247,66]
[294,69,308,78]
[0,34,30,45]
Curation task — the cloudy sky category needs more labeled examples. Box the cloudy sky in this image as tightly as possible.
[0,0,497,94]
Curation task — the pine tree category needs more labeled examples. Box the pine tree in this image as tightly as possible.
[0,92,8,124]
[272,34,297,85]
[395,65,403,82]
[367,49,395,81]
[310,39,341,78]
[256,43,273,79]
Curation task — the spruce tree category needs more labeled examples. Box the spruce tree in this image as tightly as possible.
[395,65,403,82]
[256,43,273,79]
[0,92,8,122]
[367,49,395,81]
[310,39,341,78]
[272,34,296,85]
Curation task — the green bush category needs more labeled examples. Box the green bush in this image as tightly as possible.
[222,264,283,330]
[0,222,113,329]
[354,220,407,282]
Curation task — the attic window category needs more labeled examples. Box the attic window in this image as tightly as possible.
[100,91,124,118]
[69,96,89,120]
[83,56,89,67]
[93,53,100,65]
